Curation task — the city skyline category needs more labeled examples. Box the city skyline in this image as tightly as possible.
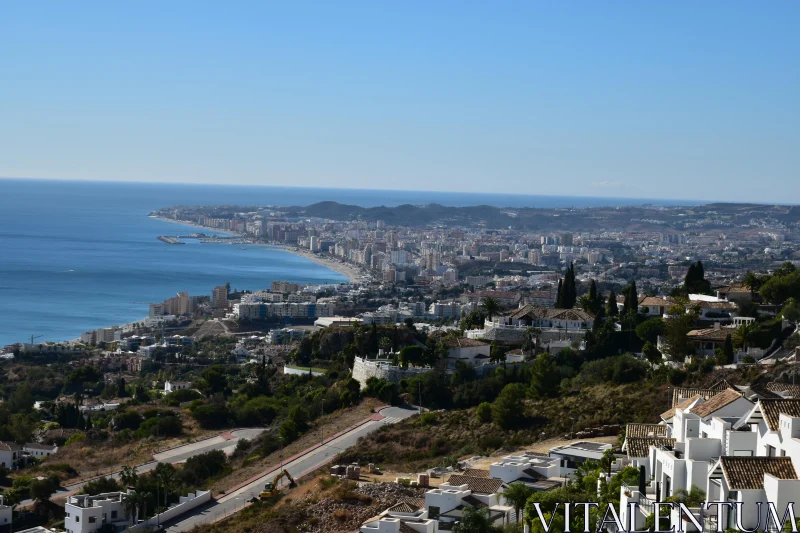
[2,2,799,203]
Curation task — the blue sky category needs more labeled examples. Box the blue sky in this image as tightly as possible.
[1,2,798,203]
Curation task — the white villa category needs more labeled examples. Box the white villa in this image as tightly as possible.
[619,383,800,532]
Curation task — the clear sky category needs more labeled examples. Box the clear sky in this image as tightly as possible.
[1,2,798,203]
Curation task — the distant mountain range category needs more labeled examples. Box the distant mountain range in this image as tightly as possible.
[279,200,800,232]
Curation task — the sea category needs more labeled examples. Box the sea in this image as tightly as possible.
[0,178,696,346]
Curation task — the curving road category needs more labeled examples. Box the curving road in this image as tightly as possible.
[163,406,418,532]
[21,429,267,508]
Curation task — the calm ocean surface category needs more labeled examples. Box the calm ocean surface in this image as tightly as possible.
[0,178,693,346]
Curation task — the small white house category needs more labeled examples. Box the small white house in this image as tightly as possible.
[0,442,22,469]
[164,381,191,394]
[65,491,131,533]
[23,443,58,459]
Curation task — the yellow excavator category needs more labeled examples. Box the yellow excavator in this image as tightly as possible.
[259,469,297,499]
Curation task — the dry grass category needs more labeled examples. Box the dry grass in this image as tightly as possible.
[40,407,221,482]
[210,397,383,494]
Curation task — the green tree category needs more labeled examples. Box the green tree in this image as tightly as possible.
[155,463,177,509]
[635,317,665,344]
[491,383,526,430]
[684,261,712,294]
[529,353,559,398]
[642,341,662,367]
[501,482,532,524]
[662,304,696,361]
[476,402,492,423]
[455,507,496,533]
[556,279,564,308]
[622,280,639,315]
[120,465,139,488]
[8,383,34,413]
[480,297,501,321]
[723,334,735,364]
[29,474,60,502]
[606,291,618,317]
[733,321,758,351]
[783,298,800,323]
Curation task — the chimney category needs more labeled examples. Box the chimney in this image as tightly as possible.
[714,322,721,330]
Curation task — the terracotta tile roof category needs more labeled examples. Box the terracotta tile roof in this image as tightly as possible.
[744,383,783,400]
[0,441,22,451]
[690,388,747,418]
[446,475,504,494]
[638,296,675,308]
[767,382,800,398]
[687,328,733,342]
[387,501,419,513]
[672,383,728,407]
[463,468,490,478]
[387,497,426,514]
[23,443,57,451]
[509,305,595,323]
[720,457,797,490]
[661,395,702,421]
[626,423,667,438]
[625,437,675,458]
[441,337,489,348]
[758,399,800,431]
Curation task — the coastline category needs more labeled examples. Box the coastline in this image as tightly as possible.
[272,245,365,283]
[152,215,365,283]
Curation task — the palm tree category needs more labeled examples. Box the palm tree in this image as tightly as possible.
[480,296,501,321]
[155,463,177,509]
[454,507,495,532]
[733,322,758,351]
[378,337,393,355]
[123,489,139,524]
[501,481,532,524]
[120,465,138,488]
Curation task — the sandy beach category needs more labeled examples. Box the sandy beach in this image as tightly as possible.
[274,245,366,283]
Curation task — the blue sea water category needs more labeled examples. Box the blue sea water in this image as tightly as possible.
[0,178,695,346]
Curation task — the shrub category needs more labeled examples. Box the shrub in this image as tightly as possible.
[476,402,492,423]
[418,412,437,426]
[82,477,120,495]
[181,450,227,485]
[190,402,230,429]
[164,388,203,406]
[65,433,85,446]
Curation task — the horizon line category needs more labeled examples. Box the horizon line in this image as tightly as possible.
[0,175,720,207]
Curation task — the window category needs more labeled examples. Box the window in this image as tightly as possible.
[89,516,96,523]
[111,511,118,519]
[76,516,80,523]
[781,449,787,456]
[767,445,776,457]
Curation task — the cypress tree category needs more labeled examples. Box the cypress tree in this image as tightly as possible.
[606,290,618,317]
[723,334,735,364]
[589,279,598,303]
[627,280,639,314]
[556,279,563,308]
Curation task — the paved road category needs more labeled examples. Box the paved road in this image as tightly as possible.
[21,429,266,507]
[164,406,418,532]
